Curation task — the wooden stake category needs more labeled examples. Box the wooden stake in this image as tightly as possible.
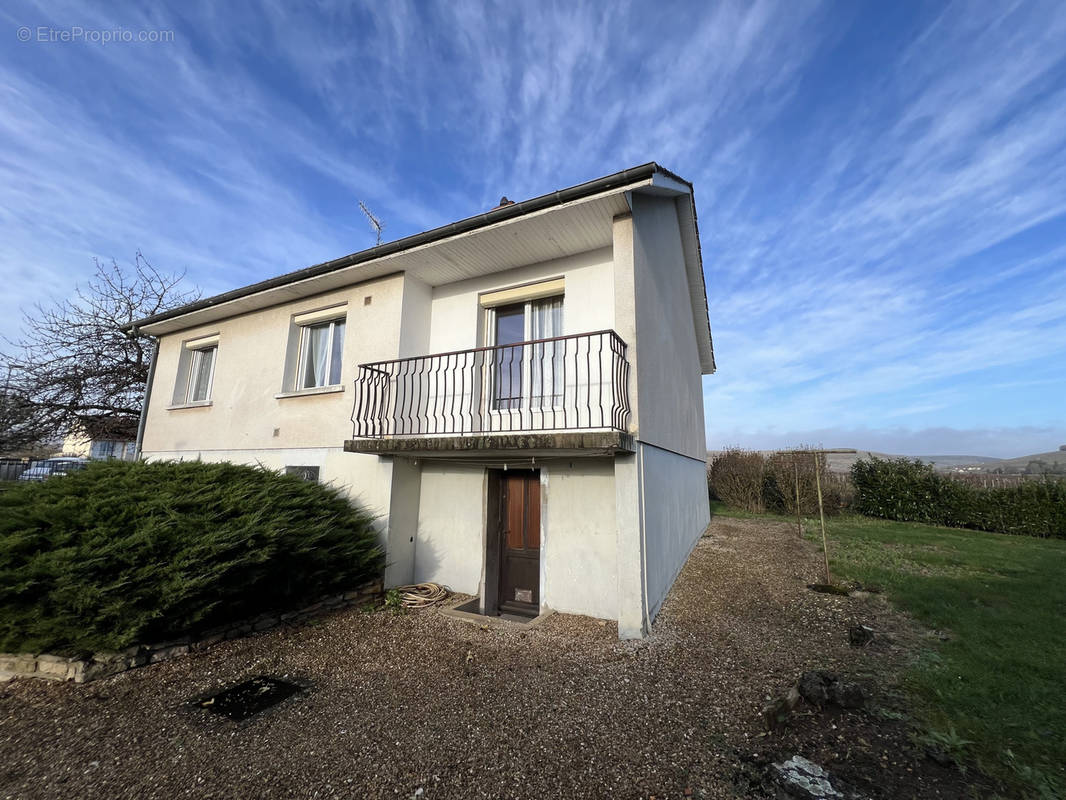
[793,455,803,539]
[814,452,831,585]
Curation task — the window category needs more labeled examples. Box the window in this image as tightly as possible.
[90,440,115,460]
[486,294,564,410]
[296,318,345,389]
[171,335,219,407]
[186,345,217,402]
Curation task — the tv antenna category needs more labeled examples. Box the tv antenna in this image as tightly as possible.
[359,201,384,246]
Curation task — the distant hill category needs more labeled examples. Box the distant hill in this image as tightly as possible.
[708,448,1066,474]
[822,452,1000,473]
[981,449,1066,475]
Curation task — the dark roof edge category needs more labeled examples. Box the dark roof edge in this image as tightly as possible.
[125,162,668,332]
[682,188,716,373]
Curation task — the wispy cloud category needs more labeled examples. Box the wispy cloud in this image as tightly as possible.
[1,0,1064,455]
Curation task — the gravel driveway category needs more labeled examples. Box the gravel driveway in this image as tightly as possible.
[0,515,973,799]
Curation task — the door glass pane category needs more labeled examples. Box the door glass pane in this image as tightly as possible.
[328,320,345,385]
[190,347,215,402]
[494,304,525,345]
[300,324,330,388]
[493,304,524,409]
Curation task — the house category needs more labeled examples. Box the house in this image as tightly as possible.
[58,415,139,460]
[127,163,715,638]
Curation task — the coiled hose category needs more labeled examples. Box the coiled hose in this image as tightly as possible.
[394,582,451,608]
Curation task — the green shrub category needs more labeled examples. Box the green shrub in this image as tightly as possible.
[851,457,1066,538]
[0,460,383,654]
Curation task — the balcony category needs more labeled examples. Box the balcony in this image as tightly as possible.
[345,330,633,457]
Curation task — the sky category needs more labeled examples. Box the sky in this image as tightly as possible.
[1,1,1064,458]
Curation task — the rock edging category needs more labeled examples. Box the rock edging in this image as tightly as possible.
[0,579,383,684]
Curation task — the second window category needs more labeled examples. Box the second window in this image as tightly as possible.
[297,318,345,389]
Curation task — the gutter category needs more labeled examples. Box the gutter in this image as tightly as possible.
[134,334,159,460]
[121,163,664,333]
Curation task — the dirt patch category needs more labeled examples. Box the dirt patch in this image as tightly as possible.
[0,515,982,798]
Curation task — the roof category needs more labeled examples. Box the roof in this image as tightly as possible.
[127,163,715,372]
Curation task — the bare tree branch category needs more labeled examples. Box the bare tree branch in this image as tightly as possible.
[0,254,200,453]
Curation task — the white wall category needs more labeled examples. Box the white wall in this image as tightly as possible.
[639,445,710,621]
[398,273,433,358]
[408,458,619,620]
[428,247,614,353]
[142,273,406,455]
[412,463,485,595]
[542,460,617,619]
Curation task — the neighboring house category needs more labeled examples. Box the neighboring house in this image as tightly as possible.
[59,415,139,461]
[127,163,715,638]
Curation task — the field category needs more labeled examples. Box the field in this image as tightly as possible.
[813,513,1065,797]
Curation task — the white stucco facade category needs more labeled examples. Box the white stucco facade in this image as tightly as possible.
[135,164,714,638]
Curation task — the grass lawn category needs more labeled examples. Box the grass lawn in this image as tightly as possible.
[809,513,1064,798]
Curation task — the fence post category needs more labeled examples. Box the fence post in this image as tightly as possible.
[814,453,832,585]
[793,455,802,538]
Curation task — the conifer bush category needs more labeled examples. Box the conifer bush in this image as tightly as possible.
[0,460,383,654]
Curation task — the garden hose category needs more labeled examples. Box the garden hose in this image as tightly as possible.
[394,582,451,608]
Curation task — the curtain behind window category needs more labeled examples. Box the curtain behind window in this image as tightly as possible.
[302,324,330,387]
[530,297,563,407]
[191,347,215,401]
[329,321,345,385]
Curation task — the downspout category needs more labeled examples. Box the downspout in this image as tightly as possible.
[134,332,159,461]
[638,441,650,633]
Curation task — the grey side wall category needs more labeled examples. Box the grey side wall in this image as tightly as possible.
[630,193,707,460]
[620,192,711,635]
[639,446,709,620]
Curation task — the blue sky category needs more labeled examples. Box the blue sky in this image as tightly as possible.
[2,1,1064,458]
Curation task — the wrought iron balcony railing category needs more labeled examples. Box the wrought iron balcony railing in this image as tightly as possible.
[351,330,631,438]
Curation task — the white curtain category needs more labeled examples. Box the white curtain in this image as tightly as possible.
[328,320,345,385]
[191,347,215,401]
[530,297,563,407]
[302,324,330,388]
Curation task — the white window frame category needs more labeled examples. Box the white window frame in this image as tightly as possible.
[295,317,345,390]
[185,345,217,404]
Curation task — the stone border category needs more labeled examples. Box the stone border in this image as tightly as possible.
[0,579,383,684]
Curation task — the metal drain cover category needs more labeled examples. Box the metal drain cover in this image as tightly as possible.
[196,676,303,721]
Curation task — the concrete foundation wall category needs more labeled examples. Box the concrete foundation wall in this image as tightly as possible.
[542,460,617,620]
[639,445,710,622]
[413,463,485,595]
[408,459,619,620]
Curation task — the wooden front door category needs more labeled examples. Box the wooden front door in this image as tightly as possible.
[497,470,541,616]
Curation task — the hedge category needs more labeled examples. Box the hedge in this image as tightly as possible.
[707,448,849,515]
[0,460,383,654]
[851,457,1066,538]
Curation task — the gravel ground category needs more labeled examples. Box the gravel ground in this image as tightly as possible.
[0,516,977,799]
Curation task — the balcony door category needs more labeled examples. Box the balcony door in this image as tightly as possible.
[489,295,563,411]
